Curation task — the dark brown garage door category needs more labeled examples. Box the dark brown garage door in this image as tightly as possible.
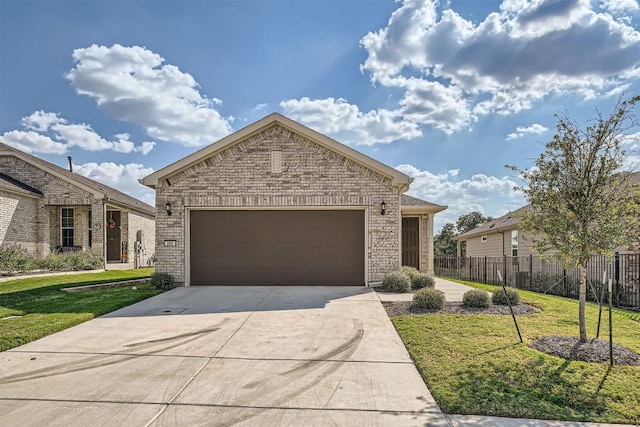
[190,210,365,286]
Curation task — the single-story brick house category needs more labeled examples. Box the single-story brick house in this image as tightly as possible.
[454,205,534,258]
[456,171,640,258]
[141,113,446,286]
[0,142,155,268]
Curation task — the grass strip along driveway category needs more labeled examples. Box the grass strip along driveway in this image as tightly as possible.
[391,280,640,425]
[0,268,160,352]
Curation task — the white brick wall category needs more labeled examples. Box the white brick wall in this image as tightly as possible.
[155,124,401,285]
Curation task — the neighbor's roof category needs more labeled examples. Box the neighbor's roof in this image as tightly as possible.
[401,194,447,213]
[141,113,413,190]
[455,205,530,240]
[456,171,640,240]
[0,172,43,197]
[0,142,154,215]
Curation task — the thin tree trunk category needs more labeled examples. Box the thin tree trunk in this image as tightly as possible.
[578,264,588,343]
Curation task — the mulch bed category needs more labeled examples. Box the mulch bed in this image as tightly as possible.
[382,301,541,317]
[530,336,640,366]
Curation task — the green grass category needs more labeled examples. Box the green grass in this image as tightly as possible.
[0,268,161,351]
[391,279,640,424]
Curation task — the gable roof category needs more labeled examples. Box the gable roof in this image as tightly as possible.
[456,205,529,240]
[140,113,412,190]
[0,172,43,197]
[0,142,154,215]
[457,171,640,240]
[401,194,447,213]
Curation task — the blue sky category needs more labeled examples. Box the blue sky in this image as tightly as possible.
[2,0,639,231]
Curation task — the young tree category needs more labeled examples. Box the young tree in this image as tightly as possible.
[434,222,457,257]
[510,95,640,342]
[456,211,493,235]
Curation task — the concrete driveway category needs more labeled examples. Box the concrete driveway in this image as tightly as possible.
[0,286,449,426]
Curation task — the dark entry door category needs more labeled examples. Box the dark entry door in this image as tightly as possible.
[106,211,121,262]
[402,217,420,269]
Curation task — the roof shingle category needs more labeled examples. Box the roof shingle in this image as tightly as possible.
[0,142,154,215]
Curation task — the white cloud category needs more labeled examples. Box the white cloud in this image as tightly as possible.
[280,0,640,143]
[74,162,155,205]
[21,110,64,132]
[506,123,549,140]
[600,0,639,15]
[15,111,155,154]
[66,44,232,147]
[358,0,640,130]
[0,130,68,154]
[397,163,526,231]
[622,131,640,170]
[280,97,421,144]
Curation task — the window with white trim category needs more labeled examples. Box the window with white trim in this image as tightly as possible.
[61,208,74,247]
[511,230,518,256]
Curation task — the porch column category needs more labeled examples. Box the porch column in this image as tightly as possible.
[427,213,435,275]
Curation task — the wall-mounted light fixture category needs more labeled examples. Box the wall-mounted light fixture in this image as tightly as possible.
[165,202,172,216]
[380,200,386,216]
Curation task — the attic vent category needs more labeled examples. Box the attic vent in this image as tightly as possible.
[489,224,495,229]
[271,151,282,174]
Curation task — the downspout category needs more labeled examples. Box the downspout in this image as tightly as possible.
[496,229,505,256]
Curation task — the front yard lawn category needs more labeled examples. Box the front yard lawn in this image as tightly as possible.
[0,268,161,351]
[391,280,640,424]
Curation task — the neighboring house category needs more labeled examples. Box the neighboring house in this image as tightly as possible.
[454,205,535,258]
[141,113,446,286]
[0,142,155,269]
[456,171,640,258]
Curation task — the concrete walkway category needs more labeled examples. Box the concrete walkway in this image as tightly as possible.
[376,276,478,302]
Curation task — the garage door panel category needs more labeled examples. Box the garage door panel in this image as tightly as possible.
[191,267,364,286]
[190,210,365,286]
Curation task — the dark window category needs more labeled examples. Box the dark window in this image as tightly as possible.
[61,208,74,247]
[88,210,92,247]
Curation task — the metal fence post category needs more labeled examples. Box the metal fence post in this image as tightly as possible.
[503,254,507,287]
[614,252,620,305]
[529,254,533,290]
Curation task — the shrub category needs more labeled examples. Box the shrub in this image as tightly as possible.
[413,288,445,310]
[400,265,420,280]
[40,250,104,271]
[463,289,491,308]
[382,270,411,292]
[151,272,175,290]
[492,286,521,305]
[0,244,33,275]
[411,273,435,289]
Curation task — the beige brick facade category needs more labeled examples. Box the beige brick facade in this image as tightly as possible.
[0,150,155,265]
[0,190,39,253]
[155,124,402,285]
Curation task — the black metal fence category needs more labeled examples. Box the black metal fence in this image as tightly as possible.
[434,253,640,311]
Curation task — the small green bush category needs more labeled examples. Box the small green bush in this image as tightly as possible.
[400,265,420,280]
[40,250,104,271]
[382,270,411,292]
[413,288,445,310]
[492,286,521,305]
[0,245,33,274]
[412,273,435,289]
[463,289,491,308]
[151,272,175,290]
